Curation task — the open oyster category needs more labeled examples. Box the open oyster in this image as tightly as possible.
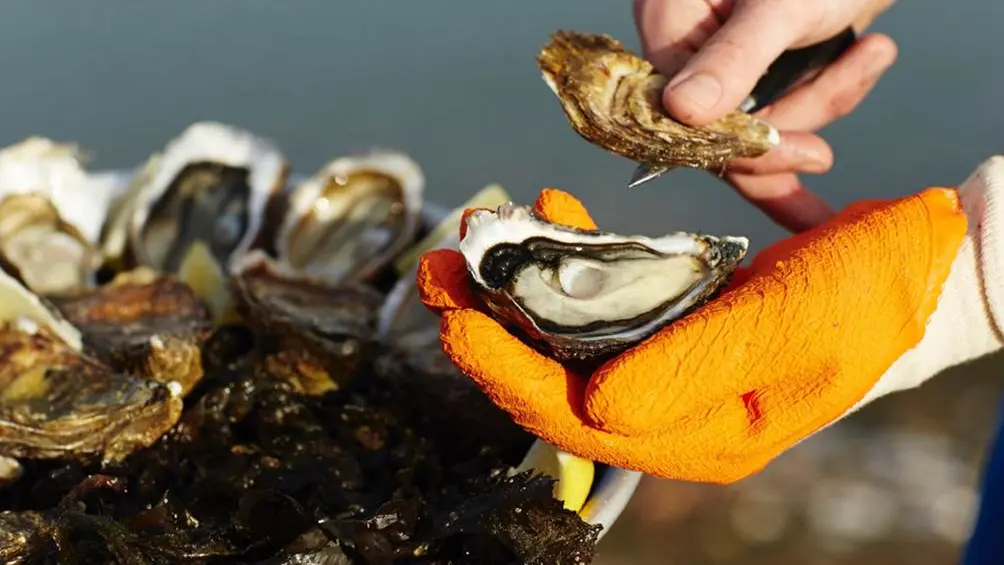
[459,202,748,361]
[0,269,182,463]
[272,149,425,285]
[101,121,289,274]
[0,138,111,295]
[537,30,779,172]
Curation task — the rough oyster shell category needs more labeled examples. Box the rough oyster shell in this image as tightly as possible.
[460,202,748,361]
[537,30,780,171]
[48,268,213,397]
[101,121,289,274]
[272,149,424,285]
[0,269,182,463]
[230,251,385,395]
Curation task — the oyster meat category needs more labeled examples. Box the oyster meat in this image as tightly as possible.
[272,149,424,285]
[537,30,779,171]
[0,138,111,295]
[459,202,748,361]
[101,121,289,274]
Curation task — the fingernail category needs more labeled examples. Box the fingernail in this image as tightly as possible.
[796,148,831,174]
[667,73,723,112]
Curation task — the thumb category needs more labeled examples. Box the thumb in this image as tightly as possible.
[663,0,816,126]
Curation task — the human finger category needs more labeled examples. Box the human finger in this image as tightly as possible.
[582,188,968,438]
[416,249,480,311]
[754,33,898,132]
[727,171,835,232]
[533,188,598,230]
[662,0,817,126]
[633,0,723,76]
[727,131,833,176]
[439,309,594,436]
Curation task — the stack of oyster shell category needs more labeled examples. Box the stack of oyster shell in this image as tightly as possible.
[0,121,513,487]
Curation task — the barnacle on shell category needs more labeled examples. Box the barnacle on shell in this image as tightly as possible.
[537,30,780,171]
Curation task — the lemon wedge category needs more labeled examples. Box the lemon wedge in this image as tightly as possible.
[510,439,595,513]
[176,241,239,326]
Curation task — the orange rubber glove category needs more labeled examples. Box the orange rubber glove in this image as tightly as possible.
[417,156,1004,484]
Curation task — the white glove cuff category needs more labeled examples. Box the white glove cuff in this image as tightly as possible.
[960,155,1004,335]
[851,156,1004,407]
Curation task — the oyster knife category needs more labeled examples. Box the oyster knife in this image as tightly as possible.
[628,27,858,189]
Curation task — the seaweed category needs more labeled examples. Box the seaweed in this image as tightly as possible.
[0,323,601,564]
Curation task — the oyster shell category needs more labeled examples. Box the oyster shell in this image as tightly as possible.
[48,268,213,396]
[459,202,748,361]
[101,121,289,274]
[231,251,385,395]
[537,30,780,171]
[0,138,111,294]
[272,149,424,284]
[0,269,183,462]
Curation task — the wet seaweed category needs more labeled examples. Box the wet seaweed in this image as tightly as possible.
[0,323,601,564]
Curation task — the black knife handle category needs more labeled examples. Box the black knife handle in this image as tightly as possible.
[744,27,857,113]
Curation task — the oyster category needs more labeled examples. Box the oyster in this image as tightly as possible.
[101,121,289,274]
[48,268,213,396]
[0,138,111,295]
[537,30,779,171]
[231,251,385,395]
[0,269,182,462]
[272,149,424,284]
[459,202,748,361]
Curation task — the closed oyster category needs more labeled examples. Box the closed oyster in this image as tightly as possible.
[0,269,182,462]
[460,202,748,361]
[537,30,779,171]
[231,251,385,395]
[101,121,289,274]
[0,138,110,294]
[272,149,424,285]
[48,268,213,396]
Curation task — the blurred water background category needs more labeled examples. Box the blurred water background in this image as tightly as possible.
[1,1,1002,563]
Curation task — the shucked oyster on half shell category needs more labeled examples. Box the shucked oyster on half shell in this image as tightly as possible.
[270,149,425,285]
[459,203,748,362]
[0,138,111,295]
[537,30,779,171]
[101,121,290,275]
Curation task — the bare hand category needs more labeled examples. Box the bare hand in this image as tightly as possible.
[634,0,898,231]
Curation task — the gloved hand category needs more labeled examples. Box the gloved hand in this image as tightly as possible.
[417,156,1004,483]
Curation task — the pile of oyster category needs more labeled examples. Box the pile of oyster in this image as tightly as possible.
[0,123,437,467]
[0,123,608,563]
